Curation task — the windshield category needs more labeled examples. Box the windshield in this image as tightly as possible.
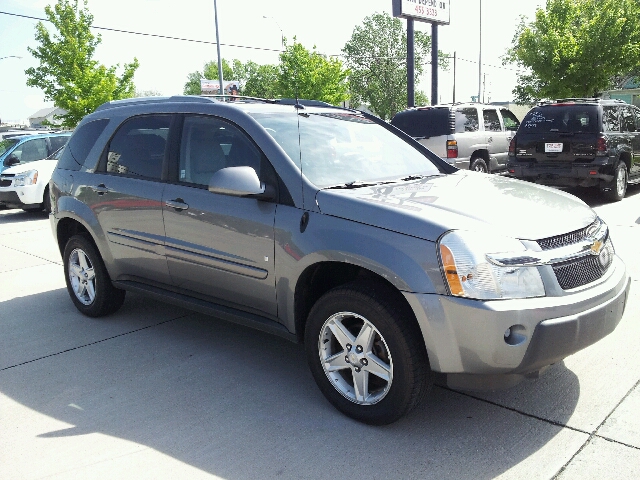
[251,111,441,188]
[0,138,18,157]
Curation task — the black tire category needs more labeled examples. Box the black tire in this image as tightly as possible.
[63,234,125,317]
[470,156,488,173]
[304,282,431,425]
[43,186,51,214]
[600,162,627,202]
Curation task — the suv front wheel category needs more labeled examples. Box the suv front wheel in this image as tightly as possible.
[304,282,431,425]
[63,234,126,317]
[601,162,627,201]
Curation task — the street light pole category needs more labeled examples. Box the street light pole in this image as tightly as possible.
[262,16,284,48]
[478,0,482,102]
[213,0,224,95]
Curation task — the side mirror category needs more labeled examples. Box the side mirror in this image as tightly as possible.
[4,154,19,167]
[208,166,275,201]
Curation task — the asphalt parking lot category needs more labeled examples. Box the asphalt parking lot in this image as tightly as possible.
[1,185,639,480]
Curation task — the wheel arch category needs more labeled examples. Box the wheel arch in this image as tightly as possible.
[293,261,422,348]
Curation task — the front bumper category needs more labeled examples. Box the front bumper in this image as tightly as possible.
[507,158,614,187]
[0,185,42,208]
[0,190,22,207]
[404,255,630,389]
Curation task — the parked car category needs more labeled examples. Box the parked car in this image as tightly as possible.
[50,96,630,425]
[0,145,66,212]
[507,98,640,201]
[391,103,521,173]
[0,132,71,174]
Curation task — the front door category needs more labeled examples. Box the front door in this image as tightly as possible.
[162,114,278,317]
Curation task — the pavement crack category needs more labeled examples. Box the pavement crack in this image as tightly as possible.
[0,314,191,372]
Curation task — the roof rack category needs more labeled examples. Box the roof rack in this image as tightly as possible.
[538,97,626,105]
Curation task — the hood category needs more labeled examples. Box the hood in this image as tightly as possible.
[1,158,57,176]
[315,171,596,242]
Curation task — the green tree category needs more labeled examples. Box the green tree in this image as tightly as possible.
[277,39,349,105]
[243,64,280,98]
[25,0,138,128]
[505,0,640,103]
[342,12,448,120]
[183,59,234,95]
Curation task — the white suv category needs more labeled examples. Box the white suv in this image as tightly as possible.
[391,103,521,173]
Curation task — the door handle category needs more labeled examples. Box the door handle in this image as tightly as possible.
[166,198,189,211]
[92,184,110,195]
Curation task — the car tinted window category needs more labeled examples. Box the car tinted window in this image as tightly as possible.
[455,108,479,133]
[252,111,441,188]
[178,115,262,186]
[58,119,109,170]
[391,108,452,138]
[521,106,599,133]
[105,115,170,180]
[500,109,520,131]
[634,107,640,131]
[483,109,502,132]
[11,138,48,163]
[49,135,70,153]
[602,106,621,132]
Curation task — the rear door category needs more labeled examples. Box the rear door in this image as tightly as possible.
[82,114,173,285]
[162,114,278,317]
[621,105,640,177]
[483,107,507,168]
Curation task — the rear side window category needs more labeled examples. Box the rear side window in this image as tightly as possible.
[602,106,621,132]
[521,106,599,133]
[620,106,636,132]
[57,119,109,170]
[455,108,479,133]
[105,115,170,180]
[10,138,48,163]
[391,108,452,138]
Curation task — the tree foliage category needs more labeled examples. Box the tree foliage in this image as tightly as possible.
[277,40,349,105]
[183,59,235,95]
[25,0,138,128]
[505,0,640,103]
[342,12,448,120]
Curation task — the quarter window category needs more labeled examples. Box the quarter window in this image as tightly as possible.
[500,109,520,131]
[179,116,262,186]
[620,107,636,132]
[455,108,479,133]
[106,115,170,180]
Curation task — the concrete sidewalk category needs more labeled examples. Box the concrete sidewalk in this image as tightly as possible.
[1,188,639,479]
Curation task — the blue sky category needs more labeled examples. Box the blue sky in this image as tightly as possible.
[0,0,543,123]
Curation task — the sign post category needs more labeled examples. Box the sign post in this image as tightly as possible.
[392,0,450,107]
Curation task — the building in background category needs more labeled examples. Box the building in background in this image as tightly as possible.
[28,107,67,128]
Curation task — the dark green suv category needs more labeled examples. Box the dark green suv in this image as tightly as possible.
[507,98,640,201]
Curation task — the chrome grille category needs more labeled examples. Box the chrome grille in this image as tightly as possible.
[551,239,614,290]
[537,223,592,251]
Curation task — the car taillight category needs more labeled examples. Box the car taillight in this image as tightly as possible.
[596,135,607,156]
[508,137,516,156]
[446,140,458,158]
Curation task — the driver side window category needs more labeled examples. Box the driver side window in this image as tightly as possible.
[179,116,262,186]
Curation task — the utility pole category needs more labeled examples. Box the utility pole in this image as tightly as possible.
[478,0,482,102]
[407,18,415,107]
[213,0,224,95]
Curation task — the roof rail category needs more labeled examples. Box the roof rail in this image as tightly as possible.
[537,97,626,105]
[95,95,217,112]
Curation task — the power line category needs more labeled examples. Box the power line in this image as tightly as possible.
[0,10,283,53]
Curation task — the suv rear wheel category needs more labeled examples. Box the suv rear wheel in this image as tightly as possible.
[304,282,431,425]
[63,234,126,317]
[601,162,627,201]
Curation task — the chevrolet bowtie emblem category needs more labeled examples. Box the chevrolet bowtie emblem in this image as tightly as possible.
[590,240,603,255]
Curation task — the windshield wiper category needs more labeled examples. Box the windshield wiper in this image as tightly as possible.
[399,174,442,181]
[326,180,397,190]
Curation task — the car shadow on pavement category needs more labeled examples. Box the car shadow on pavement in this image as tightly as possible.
[563,182,640,208]
[0,290,581,479]
[0,208,48,224]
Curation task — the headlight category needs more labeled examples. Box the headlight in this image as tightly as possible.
[438,230,545,300]
[14,170,38,187]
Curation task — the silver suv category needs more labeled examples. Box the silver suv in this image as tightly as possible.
[391,103,521,173]
[50,96,630,425]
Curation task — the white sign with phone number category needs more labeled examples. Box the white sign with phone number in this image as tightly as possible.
[394,0,450,25]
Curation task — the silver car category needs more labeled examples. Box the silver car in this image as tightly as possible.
[49,96,630,425]
[391,102,521,173]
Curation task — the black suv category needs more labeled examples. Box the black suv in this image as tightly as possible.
[507,98,640,201]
